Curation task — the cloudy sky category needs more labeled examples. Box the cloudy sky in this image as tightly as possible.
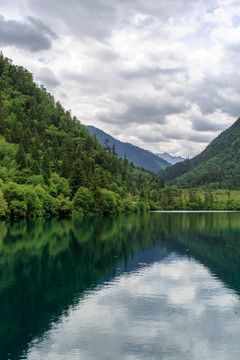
[1,0,240,157]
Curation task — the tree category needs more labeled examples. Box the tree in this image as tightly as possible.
[15,143,26,169]
[84,136,93,156]
[96,189,118,214]
[112,144,117,156]
[41,151,51,179]
[0,190,8,217]
[30,160,41,175]
[69,160,87,194]
[73,187,94,214]
[61,153,72,179]
[122,153,128,181]
[22,128,32,152]
[104,138,111,152]
[55,195,73,215]
[159,176,165,188]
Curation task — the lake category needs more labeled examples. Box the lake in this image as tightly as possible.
[1,212,240,359]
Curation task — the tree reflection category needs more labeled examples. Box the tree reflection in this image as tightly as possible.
[1,212,240,359]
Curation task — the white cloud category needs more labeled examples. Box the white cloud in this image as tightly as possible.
[1,0,240,157]
[26,258,240,360]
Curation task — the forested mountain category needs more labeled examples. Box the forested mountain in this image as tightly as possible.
[160,117,240,189]
[0,53,165,217]
[86,125,170,173]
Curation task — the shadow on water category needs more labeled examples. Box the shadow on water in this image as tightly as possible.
[0,212,240,359]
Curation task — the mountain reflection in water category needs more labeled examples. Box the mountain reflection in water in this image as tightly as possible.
[0,212,240,359]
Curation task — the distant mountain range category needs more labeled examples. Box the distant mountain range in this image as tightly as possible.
[155,152,185,165]
[86,125,171,173]
[160,117,240,189]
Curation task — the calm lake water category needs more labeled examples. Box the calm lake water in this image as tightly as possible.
[1,212,240,360]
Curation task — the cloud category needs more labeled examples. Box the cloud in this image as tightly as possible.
[119,66,186,80]
[119,103,167,124]
[192,115,227,132]
[187,132,216,143]
[98,94,189,126]
[95,48,120,62]
[2,0,240,157]
[26,0,218,42]
[27,0,117,41]
[26,257,240,360]
[36,67,60,90]
[120,124,168,143]
[62,70,91,84]
[0,14,57,52]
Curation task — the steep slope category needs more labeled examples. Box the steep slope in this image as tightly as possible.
[86,125,170,173]
[0,54,163,217]
[160,117,240,188]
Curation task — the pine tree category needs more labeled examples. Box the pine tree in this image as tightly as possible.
[0,90,5,136]
[15,143,26,169]
[122,153,128,181]
[22,128,32,152]
[84,135,93,156]
[69,159,87,194]
[41,151,51,178]
[159,176,165,189]
[30,160,41,175]
[61,153,72,178]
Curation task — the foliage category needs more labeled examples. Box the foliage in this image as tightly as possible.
[0,53,166,218]
[160,116,240,189]
[73,187,94,214]
[95,189,118,215]
[0,190,8,217]
[1,53,239,219]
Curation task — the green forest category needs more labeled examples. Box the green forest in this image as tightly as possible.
[160,116,240,189]
[1,53,240,218]
[0,53,169,218]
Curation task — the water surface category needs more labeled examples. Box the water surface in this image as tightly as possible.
[1,212,240,359]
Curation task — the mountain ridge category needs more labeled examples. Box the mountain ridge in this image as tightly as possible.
[155,152,185,165]
[160,117,240,188]
[86,125,171,173]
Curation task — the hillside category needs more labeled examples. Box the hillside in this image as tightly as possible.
[86,125,170,173]
[0,53,164,217]
[160,117,240,189]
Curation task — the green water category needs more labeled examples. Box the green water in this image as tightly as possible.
[1,212,240,359]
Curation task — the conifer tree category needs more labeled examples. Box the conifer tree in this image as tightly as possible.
[30,160,41,175]
[22,128,32,152]
[61,153,72,179]
[15,143,26,169]
[69,159,87,194]
[41,151,51,178]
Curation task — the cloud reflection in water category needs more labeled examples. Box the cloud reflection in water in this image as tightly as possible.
[26,255,240,360]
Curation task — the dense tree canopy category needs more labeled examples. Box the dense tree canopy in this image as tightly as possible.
[0,53,165,217]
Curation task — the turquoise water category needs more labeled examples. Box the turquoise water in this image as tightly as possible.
[1,212,240,359]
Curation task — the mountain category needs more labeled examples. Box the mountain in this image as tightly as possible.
[155,152,185,165]
[0,53,164,217]
[86,125,170,173]
[160,117,240,189]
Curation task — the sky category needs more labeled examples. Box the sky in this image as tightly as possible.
[1,0,240,157]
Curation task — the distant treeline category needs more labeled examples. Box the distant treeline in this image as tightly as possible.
[151,187,240,211]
